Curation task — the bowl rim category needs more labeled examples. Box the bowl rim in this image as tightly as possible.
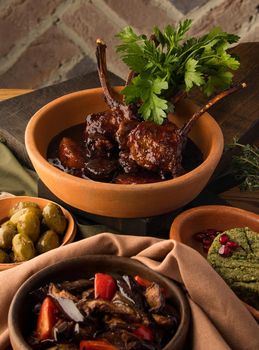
[0,195,76,269]
[170,204,259,240]
[25,86,224,191]
[8,255,191,350]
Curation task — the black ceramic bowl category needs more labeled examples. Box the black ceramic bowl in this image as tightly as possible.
[8,255,190,350]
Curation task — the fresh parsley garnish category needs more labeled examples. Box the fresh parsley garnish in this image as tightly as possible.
[116,20,240,124]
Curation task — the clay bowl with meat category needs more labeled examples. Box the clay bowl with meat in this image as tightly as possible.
[8,255,191,350]
[25,86,224,218]
[0,196,76,270]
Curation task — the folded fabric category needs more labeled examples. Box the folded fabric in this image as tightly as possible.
[0,233,258,350]
[0,141,37,196]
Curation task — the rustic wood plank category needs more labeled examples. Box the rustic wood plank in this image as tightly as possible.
[220,188,259,213]
[189,42,259,144]
[0,89,32,101]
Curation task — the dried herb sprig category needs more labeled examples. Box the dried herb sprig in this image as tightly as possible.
[228,138,259,191]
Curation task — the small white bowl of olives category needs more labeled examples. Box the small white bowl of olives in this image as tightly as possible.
[0,196,76,270]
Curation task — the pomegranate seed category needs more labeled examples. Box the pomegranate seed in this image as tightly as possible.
[218,245,232,257]
[219,234,229,245]
[207,229,218,236]
[194,232,206,242]
[203,237,212,246]
[226,241,239,249]
[203,246,209,253]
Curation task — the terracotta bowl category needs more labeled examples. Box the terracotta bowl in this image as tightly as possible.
[0,196,76,270]
[170,205,259,257]
[8,255,190,350]
[25,87,224,218]
[170,205,259,321]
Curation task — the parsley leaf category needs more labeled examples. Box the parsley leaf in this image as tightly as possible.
[122,75,168,124]
[116,20,240,124]
[184,58,205,91]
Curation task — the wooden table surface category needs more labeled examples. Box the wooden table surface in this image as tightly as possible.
[0,42,258,214]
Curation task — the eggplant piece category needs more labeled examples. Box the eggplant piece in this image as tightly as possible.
[81,287,94,300]
[98,329,157,350]
[103,315,134,331]
[152,313,178,328]
[29,285,49,303]
[144,283,165,312]
[49,284,84,323]
[58,279,93,293]
[78,296,143,323]
[47,345,78,350]
[53,319,75,342]
[49,283,78,302]
[116,275,146,310]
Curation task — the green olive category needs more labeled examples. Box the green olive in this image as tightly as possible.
[0,220,17,249]
[42,203,67,235]
[10,208,29,225]
[12,234,35,262]
[36,230,60,254]
[17,208,40,242]
[9,201,41,217]
[0,249,10,263]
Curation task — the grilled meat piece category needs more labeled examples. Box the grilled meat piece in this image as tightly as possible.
[84,158,118,181]
[59,137,85,170]
[127,121,183,178]
[83,111,121,159]
[113,171,162,184]
[83,40,136,161]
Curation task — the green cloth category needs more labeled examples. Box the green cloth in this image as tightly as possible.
[0,141,117,238]
[0,142,37,196]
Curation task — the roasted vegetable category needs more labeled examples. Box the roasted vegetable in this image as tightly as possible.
[29,273,179,349]
[94,273,117,301]
[36,296,59,341]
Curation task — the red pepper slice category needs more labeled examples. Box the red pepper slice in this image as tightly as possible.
[36,296,58,340]
[133,325,154,342]
[80,340,118,350]
[94,273,117,300]
[134,275,152,288]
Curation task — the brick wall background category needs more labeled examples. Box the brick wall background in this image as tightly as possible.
[0,0,258,89]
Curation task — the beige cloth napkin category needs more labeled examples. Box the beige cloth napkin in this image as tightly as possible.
[0,233,258,350]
